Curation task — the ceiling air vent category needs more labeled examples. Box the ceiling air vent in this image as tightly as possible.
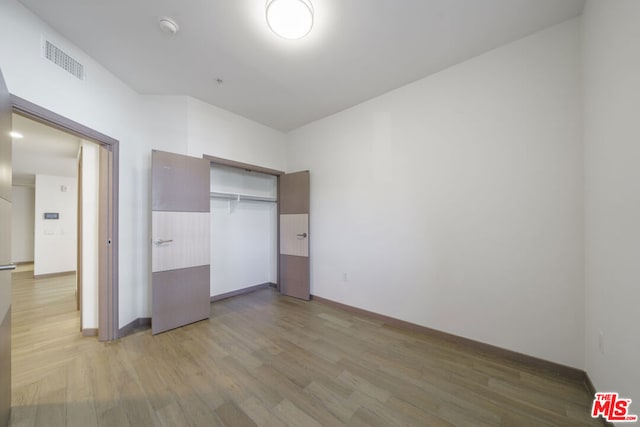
[43,39,85,80]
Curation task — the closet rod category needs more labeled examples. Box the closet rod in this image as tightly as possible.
[210,191,277,203]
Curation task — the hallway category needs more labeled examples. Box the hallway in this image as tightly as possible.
[11,266,93,389]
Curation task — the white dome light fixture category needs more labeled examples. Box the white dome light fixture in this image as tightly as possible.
[266,0,314,40]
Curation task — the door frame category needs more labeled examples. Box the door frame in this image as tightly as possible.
[11,95,120,341]
[77,146,83,319]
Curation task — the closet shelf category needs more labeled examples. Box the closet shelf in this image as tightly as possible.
[210,191,277,203]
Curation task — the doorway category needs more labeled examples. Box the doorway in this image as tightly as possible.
[209,163,278,300]
[0,81,119,426]
[204,154,310,301]
[11,112,92,331]
[11,96,119,341]
[12,113,80,277]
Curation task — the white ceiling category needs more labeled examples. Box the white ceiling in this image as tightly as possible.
[18,0,585,131]
[12,114,80,186]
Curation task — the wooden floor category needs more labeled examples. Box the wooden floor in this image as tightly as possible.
[10,270,602,427]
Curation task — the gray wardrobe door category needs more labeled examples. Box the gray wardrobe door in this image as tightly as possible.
[279,171,310,300]
[151,150,210,334]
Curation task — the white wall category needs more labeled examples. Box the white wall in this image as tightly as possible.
[287,20,584,368]
[583,0,640,407]
[11,185,34,263]
[0,0,286,327]
[139,95,287,170]
[187,97,286,170]
[80,141,99,329]
[140,95,189,154]
[210,165,277,296]
[0,0,143,325]
[33,174,76,276]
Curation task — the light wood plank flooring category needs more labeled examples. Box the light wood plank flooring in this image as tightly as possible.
[10,270,602,426]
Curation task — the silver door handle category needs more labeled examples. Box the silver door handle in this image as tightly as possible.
[153,239,173,246]
[0,264,16,271]
[296,233,307,238]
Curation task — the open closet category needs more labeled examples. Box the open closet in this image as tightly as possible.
[150,150,309,334]
[209,164,278,299]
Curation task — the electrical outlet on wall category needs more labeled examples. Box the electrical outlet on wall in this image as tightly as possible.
[342,272,348,282]
[598,330,605,355]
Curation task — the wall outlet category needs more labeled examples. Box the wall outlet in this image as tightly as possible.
[598,330,605,355]
[342,272,348,282]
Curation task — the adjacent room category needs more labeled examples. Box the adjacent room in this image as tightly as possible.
[0,0,638,426]
[8,113,111,384]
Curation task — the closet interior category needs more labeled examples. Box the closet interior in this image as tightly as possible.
[209,164,278,298]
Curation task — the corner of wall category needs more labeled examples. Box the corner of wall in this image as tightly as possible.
[581,0,640,403]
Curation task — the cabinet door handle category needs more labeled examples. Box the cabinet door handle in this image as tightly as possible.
[154,239,174,246]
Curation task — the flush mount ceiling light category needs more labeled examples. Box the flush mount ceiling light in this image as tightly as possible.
[266,0,314,40]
